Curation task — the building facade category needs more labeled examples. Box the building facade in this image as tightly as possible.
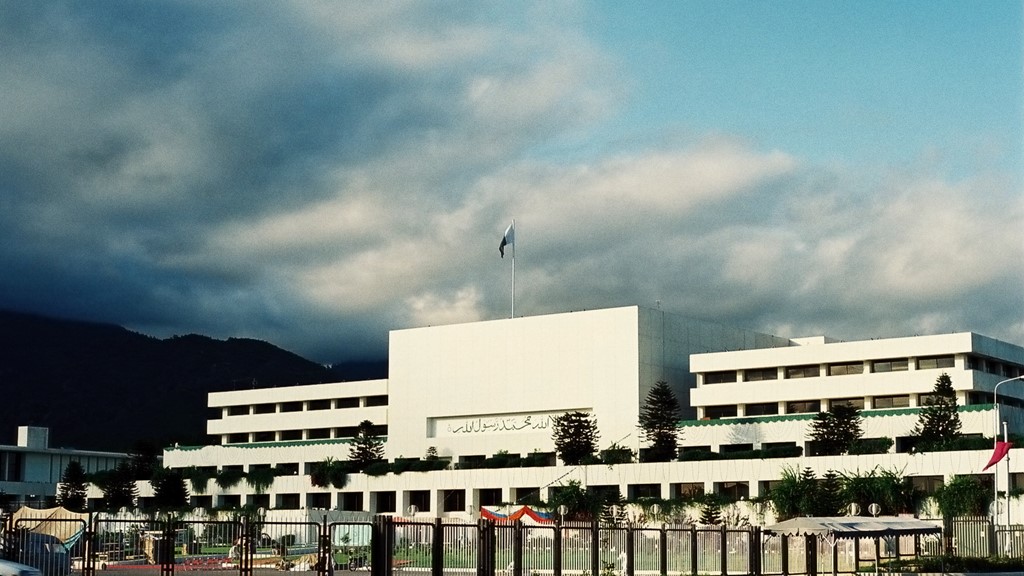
[1,426,128,510]
[155,306,1024,520]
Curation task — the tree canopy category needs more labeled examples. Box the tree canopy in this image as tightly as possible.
[552,411,599,465]
[349,420,385,471]
[56,460,88,511]
[912,372,962,450]
[808,403,863,455]
[638,381,682,462]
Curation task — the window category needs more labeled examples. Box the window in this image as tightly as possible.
[308,399,332,410]
[374,492,396,513]
[872,358,908,373]
[704,371,737,384]
[335,397,360,409]
[227,433,249,444]
[442,489,465,512]
[966,355,984,370]
[280,430,302,441]
[720,443,753,453]
[336,426,358,438]
[227,405,249,416]
[629,484,661,499]
[917,355,955,370]
[281,401,303,412]
[514,487,541,506]
[340,492,364,512]
[307,428,331,439]
[307,493,331,509]
[671,483,704,498]
[873,395,910,409]
[252,403,276,414]
[478,488,502,507]
[829,397,864,410]
[744,368,777,382]
[744,402,778,416]
[786,400,821,414]
[276,463,299,475]
[704,405,737,419]
[785,365,820,379]
[918,393,942,406]
[365,395,389,406]
[828,362,864,376]
[252,431,275,443]
[409,490,431,512]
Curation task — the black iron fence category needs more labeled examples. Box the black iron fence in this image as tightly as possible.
[4,511,1024,576]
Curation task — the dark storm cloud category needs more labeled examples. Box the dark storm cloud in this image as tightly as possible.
[0,2,1020,363]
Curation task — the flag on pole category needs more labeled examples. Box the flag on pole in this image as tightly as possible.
[982,440,1013,471]
[499,222,514,258]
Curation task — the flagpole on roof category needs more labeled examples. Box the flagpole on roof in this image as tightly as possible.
[511,219,516,318]
[499,220,515,318]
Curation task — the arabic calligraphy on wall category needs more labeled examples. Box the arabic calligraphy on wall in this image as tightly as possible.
[440,413,559,436]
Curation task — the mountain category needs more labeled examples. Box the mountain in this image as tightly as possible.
[0,310,342,452]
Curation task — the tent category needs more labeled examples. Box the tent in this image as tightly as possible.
[764,516,942,539]
[10,507,89,548]
[763,516,942,575]
[480,505,554,524]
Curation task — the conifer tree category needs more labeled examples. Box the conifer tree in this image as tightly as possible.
[349,420,385,470]
[912,372,962,450]
[638,381,683,462]
[150,467,190,511]
[809,404,863,455]
[56,460,88,511]
[552,411,599,465]
[699,495,722,525]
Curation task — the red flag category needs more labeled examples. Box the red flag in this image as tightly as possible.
[983,441,1013,471]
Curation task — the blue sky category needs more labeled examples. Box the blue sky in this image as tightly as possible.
[0,1,1020,362]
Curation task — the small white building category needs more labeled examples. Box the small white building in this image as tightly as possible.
[160,306,1024,518]
[1,426,129,510]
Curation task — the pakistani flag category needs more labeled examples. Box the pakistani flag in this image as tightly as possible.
[499,222,514,258]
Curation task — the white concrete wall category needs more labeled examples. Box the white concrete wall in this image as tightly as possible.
[386,307,643,460]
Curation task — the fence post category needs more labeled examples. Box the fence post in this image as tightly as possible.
[689,526,698,576]
[658,525,667,576]
[82,512,96,576]
[431,518,443,576]
[590,520,600,576]
[625,527,634,576]
[512,521,523,576]
[552,519,562,576]
[780,534,789,576]
[160,516,175,576]
[369,516,386,576]
[317,517,331,576]
[720,525,728,576]
[477,519,495,576]
[749,526,760,576]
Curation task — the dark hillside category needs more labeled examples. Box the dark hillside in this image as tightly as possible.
[0,310,333,451]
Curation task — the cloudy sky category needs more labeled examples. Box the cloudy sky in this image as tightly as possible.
[1,1,1021,363]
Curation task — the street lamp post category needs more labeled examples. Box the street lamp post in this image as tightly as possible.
[992,375,1024,527]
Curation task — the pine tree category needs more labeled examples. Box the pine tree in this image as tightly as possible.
[817,471,845,516]
[552,411,599,465]
[56,461,88,511]
[699,495,722,525]
[96,462,138,511]
[912,373,962,450]
[809,404,863,455]
[638,381,682,462]
[150,467,190,511]
[349,420,385,471]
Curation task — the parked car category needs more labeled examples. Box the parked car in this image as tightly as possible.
[0,559,43,576]
[0,533,70,576]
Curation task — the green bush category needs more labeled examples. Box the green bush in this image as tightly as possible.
[679,450,722,461]
[919,554,1024,573]
[761,445,803,459]
[848,437,893,455]
[363,461,391,476]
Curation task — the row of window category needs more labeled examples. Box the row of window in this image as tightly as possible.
[222,424,388,444]
[702,393,935,419]
[703,355,959,384]
[223,395,388,417]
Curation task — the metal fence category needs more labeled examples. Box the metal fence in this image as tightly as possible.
[4,511,1022,576]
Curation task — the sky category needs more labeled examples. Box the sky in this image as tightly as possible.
[1,1,1021,364]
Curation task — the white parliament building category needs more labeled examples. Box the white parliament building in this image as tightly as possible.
[151,305,1024,519]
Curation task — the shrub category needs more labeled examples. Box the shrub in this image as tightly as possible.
[762,445,803,459]
[848,437,894,455]
[363,461,392,477]
[679,450,722,462]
